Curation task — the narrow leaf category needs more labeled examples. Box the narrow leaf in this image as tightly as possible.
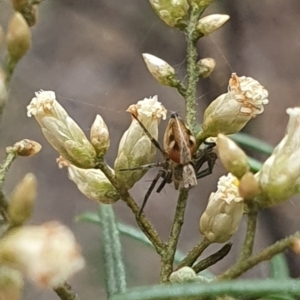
[231,133,274,155]
[111,279,300,300]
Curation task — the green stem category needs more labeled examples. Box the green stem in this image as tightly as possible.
[176,237,211,270]
[99,205,126,296]
[238,211,258,262]
[0,148,18,188]
[193,243,232,274]
[53,282,80,300]
[160,189,189,283]
[216,231,300,281]
[185,5,204,132]
[97,161,166,254]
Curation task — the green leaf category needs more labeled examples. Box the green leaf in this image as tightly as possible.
[270,254,290,279]
[111,279,300,300]
[75,212,100,224]
[264,254,295,300]
[98,205,127,296]
[248,156,263,173]
[231,133,274,156]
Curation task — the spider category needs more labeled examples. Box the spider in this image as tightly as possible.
[120,112,217,216]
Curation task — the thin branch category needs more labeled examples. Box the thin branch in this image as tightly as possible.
[176,238,211,270]
[216,231,300,281]
[97,161,166,254]
[238,210,258,262]
[193,243,232,274]
[53,282,80,300]
[160,189,189,283]
[0,148,18,188]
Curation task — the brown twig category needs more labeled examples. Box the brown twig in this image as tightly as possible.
[53,282,80,300]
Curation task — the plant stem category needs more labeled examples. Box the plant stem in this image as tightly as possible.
[238,210,258,262]
[160,189,189,283]
[0,148,18,188]
[97,161,166,254]
[193,243,232,274]
[185,4,204,132]
[53,282,80,300]
[216,231,300,280]
[176,238,211,270]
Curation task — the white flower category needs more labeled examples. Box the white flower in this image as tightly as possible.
[114,96,167,189]
[200,73,269,138]
[199,173,244,243]
[197,14,230,36]
[27,90,97,168]
[0,222,85,287]
[256,107,300,207]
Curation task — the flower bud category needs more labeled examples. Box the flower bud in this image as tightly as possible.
[216,134,249,179]
[0,267,23,300]
[196,58,216,78]
[149,0,189,29]
[11,0,28,12]
[200,73,269,139]
[6,12,31,62]
[8,173,36,226]
[197,14,230,36]
[199,173,244,243]
[142,53,178,86]
[169,267,197,283]
[90,114,110,157]
[0,26,4,48]
[0,68,7,109]
[0,222,85,287]
[291,238,300,254]
[114,96,167,189]
[9,139,42,157]
[256,107,300,207]
[27,90,97,168]
[238,172,260,201]
[66,163,119,204]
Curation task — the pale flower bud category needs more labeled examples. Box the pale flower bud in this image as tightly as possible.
[142,53,178,86]
[0,68,7,109]
[200,73,269,138]
[114,96,167,189]
[197,14,230,36]
[6,12,31,62]
[238,172,260,201]
[199,173,244,243]
[256,107,300,207]
[66,163,119,204]
[11,0,28,12]
[169,267,197,283]
[149,0,189,29]
[90,114,110,157]
[27,90,97,168]
[216,134,249,179]
[8,173,37,226]
[0,222,85,287]
[196,58,216,78]
[9,139,42,157]
[0,267,23,300]
[291,238,300,254]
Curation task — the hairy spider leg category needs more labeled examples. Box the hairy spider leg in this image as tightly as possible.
[131,113,168,160]
[138,169,167,216]
[194,142,217,179]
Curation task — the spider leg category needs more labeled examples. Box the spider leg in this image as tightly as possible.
[156,169,172,193]
[138,169,166,217]
[119,161,168,172]
[131,113,168,159]
[196,152,217,179]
